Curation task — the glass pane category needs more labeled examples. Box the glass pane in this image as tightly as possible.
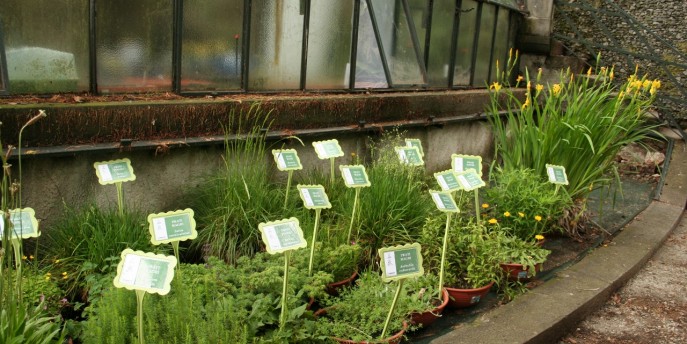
[0,19,7,95]
[426,0,454,86]
[371,0,424,86]
[249,0,303,90]
[1,0,89,93]
[96,0,173,93]
[181,0,244,91]
[306,1,354,89]
[454,0,478,86]
[473,4,496,86]
[490,7,511,83]
[355,1,388,88]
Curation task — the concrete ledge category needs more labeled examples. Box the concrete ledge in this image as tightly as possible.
[429,141,687,343]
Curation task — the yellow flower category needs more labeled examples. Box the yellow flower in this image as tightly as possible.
[488,218,498,224]
[521,97,531,110]
[534,215,543,222]
[54,259,60,264]
[642,80,651,90]
[586,67,592,77]
[552,84,562,96]
[22,255,27,260]
[516,75,524,83]
[490,82,502,93]
[46,272,52,277]
[62,275,68,280]
[535,234,545,241]
[535,84,544,92]
[482,203,489,209]
[504,211,511,217]
[652,79,661,89]
[29,255,34,260]
[45,277,51,281]
[609,69,614,81]
[61,272,67,276]
[518,212,525,218]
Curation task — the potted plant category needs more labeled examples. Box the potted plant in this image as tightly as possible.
[404,274,450,328]
[315,271,438,343]
[304,242,362,296]
[494,234,551,281]
[420,217,501,308]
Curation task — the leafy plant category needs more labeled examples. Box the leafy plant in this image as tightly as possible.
[307,242,362,282]
[487,52,662,200]
[483,167,572,241]
[495,235,550,275]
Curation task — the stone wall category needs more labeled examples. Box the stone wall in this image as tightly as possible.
[551,0,687,119]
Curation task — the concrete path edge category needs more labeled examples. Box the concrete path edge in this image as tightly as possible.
[429,140,687,344]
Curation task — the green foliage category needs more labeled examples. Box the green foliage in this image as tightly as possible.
[189,104,286,264]
[483,167,572,241]
[42,205,158,297]
[495,235,550,275]
[0,303,65,344]
[306,242,362,282]
[487,53,662,199]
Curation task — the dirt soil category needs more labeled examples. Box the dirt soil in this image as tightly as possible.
[559,210,687,344]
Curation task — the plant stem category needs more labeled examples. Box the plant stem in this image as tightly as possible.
[474,189,480,225]
[136,290,146,344]
[116,182,124,217]
[330,157,335,186]
[346,188,361,243]
[284,171,293,209]
[279,250,290,330]
[172,241,180,271]
[381,278,404,340]
[11,239,22,299]
[308,209,321,276]
[438,213,452,292]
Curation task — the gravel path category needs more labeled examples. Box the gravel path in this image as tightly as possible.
[559,211,687,343]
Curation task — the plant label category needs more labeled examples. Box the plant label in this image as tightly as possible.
[433,169,462,192]
[114,249,176,295]
[147,209,197,245]
[456,171,486,191]
[405,139,424,157]
[451,154,483,176]
[272,149,303,171]
[94,158,136,185]
[297,184,332,209]
[0,208,39,239]
[259,218,307,254]
[339,165,371,188]
[312,139,344,159]
[379,243,424,282]
[429,190,460,213]
[546,164,569,185]
[395,146,424,166]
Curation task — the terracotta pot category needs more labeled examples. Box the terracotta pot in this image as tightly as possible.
[444,281,495,308]
[500,262,543,281]
[314,308,408,344]
[409,288,450,327]
[326,271,359,296]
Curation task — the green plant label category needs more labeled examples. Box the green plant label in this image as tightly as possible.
[405,138,424,157]
[546,164,569,185]
[339,165,371,188]
[456,171,486,191]
[312,139,344,159]
[429,190,460,212]
[114,249,177,295]
[94,158,136,185]
[451,154,483,176]
[272,149,303,171]
[147,209,197,245]
[395,146,424,166]
[258,218,307,254]
[0,208,39,239]
[433,169,462,192]
[379,243,424,282]
[297,184,332,209]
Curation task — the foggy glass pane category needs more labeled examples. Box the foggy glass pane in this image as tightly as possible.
[181,0,243,91]
[473,4,496,86]
[370,0,424,86]
[306,1,354,89]
[490,7,511,83]
[1,0,89,93]
[454,0,478,86]
[355,1,388,88]
[96,0,173,93]
[249,0,303,90]
[0,20,7,95]
[427,0,454,87]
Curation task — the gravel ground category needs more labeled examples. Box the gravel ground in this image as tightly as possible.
[559,210,687,343]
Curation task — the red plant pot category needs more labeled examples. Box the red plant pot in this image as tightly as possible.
[326,271,359,296]
[444,281,495,308]
[314,308,408,344]
[500,262,543,281]
[409,288,450,327]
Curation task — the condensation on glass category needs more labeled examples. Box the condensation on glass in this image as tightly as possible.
[249,0,303,90]
[96,0,173,93]
[426,0,453,87]
[181,0,244,91]
[473,3,497,86]
[490,7,512,83]
[355,1,388,89]
[1,0,89,94]
[0,18,8,95]
[454,0,479,86]
[305,1,354,90]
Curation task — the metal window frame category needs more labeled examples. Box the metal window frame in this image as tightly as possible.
[0,18,9,95]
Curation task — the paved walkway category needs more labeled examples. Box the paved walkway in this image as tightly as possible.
[424,141,687,343]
